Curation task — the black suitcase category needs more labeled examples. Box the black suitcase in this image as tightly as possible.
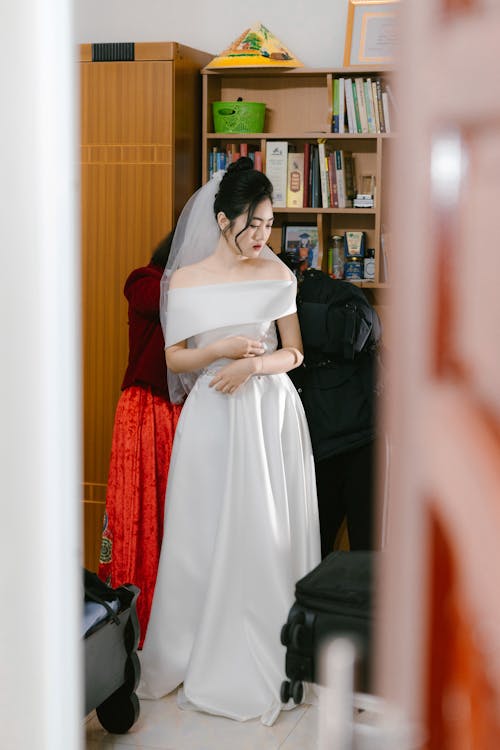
[280,550,374,704]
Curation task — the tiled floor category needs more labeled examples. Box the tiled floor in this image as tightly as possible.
[85,691,319,750]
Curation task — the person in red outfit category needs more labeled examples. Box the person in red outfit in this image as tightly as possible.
[98,231,182,648]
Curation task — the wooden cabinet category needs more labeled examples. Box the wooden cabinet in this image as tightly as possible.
[201,66,393,301]
[80,42,212,570]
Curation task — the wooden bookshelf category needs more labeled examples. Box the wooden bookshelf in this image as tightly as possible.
[201,66,394,292]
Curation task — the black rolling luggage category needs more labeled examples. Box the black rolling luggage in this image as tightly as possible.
[280,550,374,704]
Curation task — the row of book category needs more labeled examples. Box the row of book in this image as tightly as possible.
[208,140,368,210]
[332,76,396,134]
[265,140,359,209]
[208,143,262,178]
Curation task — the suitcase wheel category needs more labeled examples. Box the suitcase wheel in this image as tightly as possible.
[291,680,304,705]
[280,623,290,646]
[281,609,305,646]
[290,623,306,649]
[280,679,291,703]
[291,610,305,626]
[280,679,304,705]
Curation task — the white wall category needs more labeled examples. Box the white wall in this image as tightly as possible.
[75,0,349,68]
[0,1,81,749]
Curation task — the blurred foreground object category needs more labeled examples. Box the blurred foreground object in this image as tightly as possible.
[318,638,422,750]
[375,1,500,747]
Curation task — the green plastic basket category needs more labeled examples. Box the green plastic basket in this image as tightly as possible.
[212,101,266,133]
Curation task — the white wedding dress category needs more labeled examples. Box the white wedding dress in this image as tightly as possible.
[138,277,321,725]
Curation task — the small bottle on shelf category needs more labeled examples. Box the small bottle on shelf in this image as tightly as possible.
[363,248,375,281]
[328,235,345,279]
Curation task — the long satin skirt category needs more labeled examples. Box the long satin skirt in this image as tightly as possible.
[138,372,321,724]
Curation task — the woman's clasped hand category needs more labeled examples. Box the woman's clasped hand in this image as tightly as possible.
[209,335,265,393]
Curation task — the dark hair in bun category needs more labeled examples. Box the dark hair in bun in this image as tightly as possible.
[226,155,254,175]
[214,157,273,245]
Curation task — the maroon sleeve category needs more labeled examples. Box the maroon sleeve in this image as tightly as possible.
[124,266,162,319]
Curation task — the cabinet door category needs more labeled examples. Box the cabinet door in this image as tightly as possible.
[377,2,500,746]
[80,60,173,569]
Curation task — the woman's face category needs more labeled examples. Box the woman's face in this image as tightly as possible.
[228,198,274,258]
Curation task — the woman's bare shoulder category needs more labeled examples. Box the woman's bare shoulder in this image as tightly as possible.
[169,262,209,289]
[253,256,293,281]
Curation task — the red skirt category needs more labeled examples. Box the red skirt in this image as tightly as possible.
[98,385,182,648]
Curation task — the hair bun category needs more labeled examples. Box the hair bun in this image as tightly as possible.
[226,156,254,174]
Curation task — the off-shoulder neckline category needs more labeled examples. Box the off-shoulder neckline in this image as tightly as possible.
[168,278,294,292]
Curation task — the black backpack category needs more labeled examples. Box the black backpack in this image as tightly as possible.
[296,269,382,362]
[290,269,383,461]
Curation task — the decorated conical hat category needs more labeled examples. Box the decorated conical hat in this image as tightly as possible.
[206,22,303,69]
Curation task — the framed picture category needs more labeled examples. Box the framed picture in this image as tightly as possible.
[344,0,399,66]
[282,224,321,274]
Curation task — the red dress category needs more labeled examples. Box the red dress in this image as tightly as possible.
[98,263,182,648]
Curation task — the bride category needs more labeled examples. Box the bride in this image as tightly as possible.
[138,157,320,726]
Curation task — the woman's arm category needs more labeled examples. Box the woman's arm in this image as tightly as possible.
[261,312,303,371]
[165,335,265,374]
[124,268,161,317]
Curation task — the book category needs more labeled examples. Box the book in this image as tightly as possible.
[332,78,340,133]
[371,81,381,133]
[286,152,305,208]
[334,149,347,209]
[239,142,248,157]
[327,153,338,208]
[209,146,217,178]
[216,151,227,170]
[382,90,391,133]
[354,77,369,133]
[253,150,263,171]
[364,79,376,134]
[350,79,362,134]
[338,78,345,135]
[302,142,311,207]
[374,78,386,133]
[343,151,356,207]
[344,78,356,134]
[317,140,330,208]
[310,144,321,208]
[265,141,288,206]
[309,143,315,206]
[226,143,239,165]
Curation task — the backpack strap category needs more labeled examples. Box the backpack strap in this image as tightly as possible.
[84,588,121,624]
[343,303,358,360]
[83,568,121,624]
